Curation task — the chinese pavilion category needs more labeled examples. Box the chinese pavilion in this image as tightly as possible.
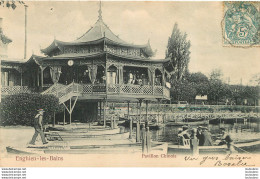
[1,5,172,125]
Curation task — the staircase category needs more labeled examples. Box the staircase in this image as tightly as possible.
[42,82,82,104]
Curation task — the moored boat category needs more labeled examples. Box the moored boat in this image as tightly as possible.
[167,139,260,154]
[166,120,209,126]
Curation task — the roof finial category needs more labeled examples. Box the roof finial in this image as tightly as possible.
[98,1,102,20]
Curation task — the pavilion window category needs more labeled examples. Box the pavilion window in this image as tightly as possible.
[155,69,162,86]
[50,66,61,84]
[43,67,54,85]
[123,66,149,85]
[95,66,105,84]
[78,66,91,84]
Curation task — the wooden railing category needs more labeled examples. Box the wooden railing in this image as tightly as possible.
[1,86,31,95]
[41,82,170,103]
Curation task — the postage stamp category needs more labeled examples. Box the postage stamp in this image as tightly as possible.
[223,1,260,47]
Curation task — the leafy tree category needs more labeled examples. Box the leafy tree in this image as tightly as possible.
[187,72,209,96]
[208,69,227,104]
[0,0,25,10]
[165,23,191,101]
[165,23,191,85]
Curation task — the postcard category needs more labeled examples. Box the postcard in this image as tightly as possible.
[0,1,260,167]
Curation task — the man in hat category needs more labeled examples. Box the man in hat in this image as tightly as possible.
[200,127,213,146]
[196,126,204,146]
[29,109,48,145]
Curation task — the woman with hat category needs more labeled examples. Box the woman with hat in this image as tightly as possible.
[29,109,48,145]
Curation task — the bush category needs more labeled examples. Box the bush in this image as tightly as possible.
[0,93,63,126]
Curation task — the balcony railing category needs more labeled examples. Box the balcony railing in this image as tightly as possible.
[2,83,170,99]
[1,86,31,95]
[77,83,170,98]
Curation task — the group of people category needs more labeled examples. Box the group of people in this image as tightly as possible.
[177,125,233,147]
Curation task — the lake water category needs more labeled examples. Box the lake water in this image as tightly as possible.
[129,120,260,152]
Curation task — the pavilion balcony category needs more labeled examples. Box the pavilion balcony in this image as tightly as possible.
[44,82,170,103]
[80,83,170,98]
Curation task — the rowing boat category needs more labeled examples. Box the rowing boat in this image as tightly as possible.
[166,120,209,126]
[167,139,260,154]
[6,142,168,155]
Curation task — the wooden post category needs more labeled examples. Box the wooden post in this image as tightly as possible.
[69,98,72,125]
[103,98,107,128]
[20,68,23,86]
[136,99,143,143]
[136,119,140,143]
[111,115,114,129]
[99,100,102,121]
[113,116,117,128]
[142,125,146,153]
[63,108,65,125]
[146,127,151,153]
[190,138,199,156]
[128,101,132,139]
[53,112,55,127]
[146,100,148,123]
[157,99,160,125]
[40,67,43,89]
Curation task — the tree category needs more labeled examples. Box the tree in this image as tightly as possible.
[187,72,209,96]
[208,69,227,104]
[165,23,191,101]
[165,23,191,85]
[0,0,25,10]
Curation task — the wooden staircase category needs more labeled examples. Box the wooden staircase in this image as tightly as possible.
[41,82,81,104]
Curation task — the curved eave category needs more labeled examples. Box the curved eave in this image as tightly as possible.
[43,52,105,60]
[38,52,168,64]
[41,40,63,55]
[41,37,152,56]
[107,53,167,63]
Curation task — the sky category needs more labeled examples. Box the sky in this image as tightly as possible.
[0,1,259,85]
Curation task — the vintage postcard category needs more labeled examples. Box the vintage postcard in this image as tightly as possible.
[0,1,260,167]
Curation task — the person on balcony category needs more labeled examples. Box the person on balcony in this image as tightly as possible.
[29,109,48,146]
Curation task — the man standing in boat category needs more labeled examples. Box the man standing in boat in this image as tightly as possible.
[200,127,213,146]
[218,127,235,153]
[29,109,48,145]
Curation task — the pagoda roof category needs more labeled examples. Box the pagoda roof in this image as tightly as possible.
[41,16,154,57]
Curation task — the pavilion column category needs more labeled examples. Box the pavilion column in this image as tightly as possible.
[39,66,46,90]
[18,67,23,86]
[148,67,155,94]
[162,70,166,86]
[118,65,123,84]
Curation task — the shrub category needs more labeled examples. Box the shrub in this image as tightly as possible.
[0,93,63,126]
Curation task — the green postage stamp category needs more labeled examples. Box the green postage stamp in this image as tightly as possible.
[223,1,260,47]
